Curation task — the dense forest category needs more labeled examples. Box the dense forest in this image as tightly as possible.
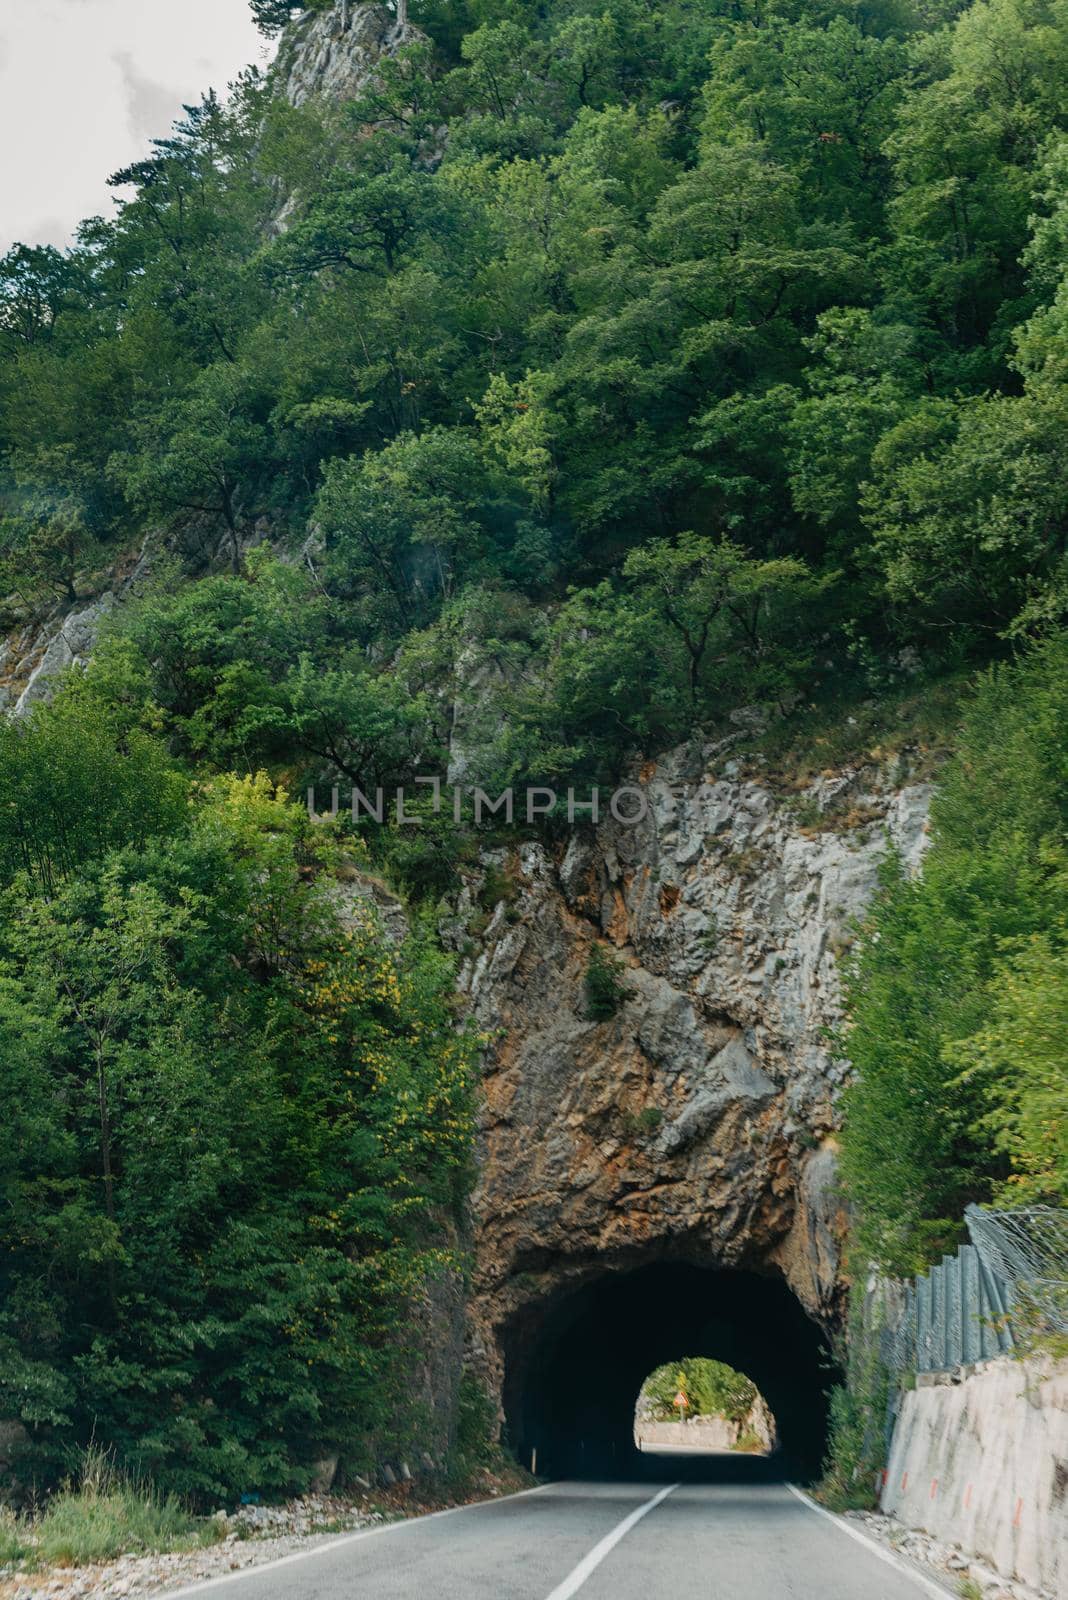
[0,0,1065,1499]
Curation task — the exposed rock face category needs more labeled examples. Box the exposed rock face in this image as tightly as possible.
[0,538,152,715]
[275,3,422,108]
[451,744,934,1400]
[8,594,115,714]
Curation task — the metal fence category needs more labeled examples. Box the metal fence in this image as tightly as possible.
[965,1203,1068,1336]
[883,1205,1068,1377]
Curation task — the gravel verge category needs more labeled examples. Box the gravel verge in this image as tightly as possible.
[0,1494,391,1600]
[845,1509,1055,1600]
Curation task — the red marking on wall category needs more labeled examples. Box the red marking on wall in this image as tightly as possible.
[1014,1498,1024,1528]
[901,1472,908,1492]
[930,1478,938,1500]
[963,1484,972,1509]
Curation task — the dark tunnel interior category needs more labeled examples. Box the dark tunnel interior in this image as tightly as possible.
[502,1262,838,1484]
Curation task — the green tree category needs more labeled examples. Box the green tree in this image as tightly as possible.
[840,634,1068,1270]
[641,1358,758,1423]
[622,532,821,707]
[0,665,187,895]
[949,927,1068,1207]
[316,428,493,635]
[0,772,476,1497]
[112,364,273,572]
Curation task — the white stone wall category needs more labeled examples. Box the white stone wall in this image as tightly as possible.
[881,1356,1068,1597]
[636,1417,750,1452]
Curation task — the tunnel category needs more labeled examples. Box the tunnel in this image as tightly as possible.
[501,1262,837,1484]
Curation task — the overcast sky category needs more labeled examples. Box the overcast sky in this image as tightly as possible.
[0,0,273,254]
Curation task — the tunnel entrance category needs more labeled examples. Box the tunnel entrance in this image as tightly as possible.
[501,1262,836,1483]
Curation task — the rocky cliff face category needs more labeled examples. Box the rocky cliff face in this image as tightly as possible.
[447,744,933,1399]
[0,538,152,715]
[274,2,421,108]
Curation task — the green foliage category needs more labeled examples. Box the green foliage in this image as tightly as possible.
[0,0,1064,793]
[640,1358,758,1424]
[33,1448,216,1566]
[110,552,436,783]
[1,0,1067,1503]
[820,1283,899,1511]
[584,943,627,1020]
[0,1508,28,1567]
[447,1372,502,1481]
[0,1446,224,1570]
[252,1,330,37]
[0,718,477,1498]
[839,635,1068,1270]
[948,930,1068,1207]
[0,663,188,894]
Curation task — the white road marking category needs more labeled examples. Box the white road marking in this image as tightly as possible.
[166,1481,554,1597]
[787,1484,956,1597]
[542,1482,678,1600]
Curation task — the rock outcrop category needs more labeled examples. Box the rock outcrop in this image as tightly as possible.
[0,538,152,714]
[275,2,422,108]
[449,743,934,1400]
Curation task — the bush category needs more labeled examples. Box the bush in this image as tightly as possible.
[449,1375,497,1472]
[733,1429,765,1454]
[584,943,627,1020]
[0,766,478,1500]
[36,1450,215,1567]
[839,634,1068,1271]
[819,1285,896,1512]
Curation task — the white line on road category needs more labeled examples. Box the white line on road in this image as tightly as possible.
[787,1484,956,1597]
[166,1481,554,1598]
[542,1482,678,1600]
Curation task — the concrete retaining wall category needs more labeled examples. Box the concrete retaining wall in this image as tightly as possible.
[881,1355,1068,1596]
[636,1417,747,1451]
[635,1395,775,1454]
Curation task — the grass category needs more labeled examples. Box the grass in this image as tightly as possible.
[0,1447,224,1572]
[0,1509,28,1567]
[739,668,973,789]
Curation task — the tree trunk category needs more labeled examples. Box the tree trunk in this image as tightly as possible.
[396,0,408,28]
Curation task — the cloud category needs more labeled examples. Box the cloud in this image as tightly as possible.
[112,49,184,145]
[0,215,69,255]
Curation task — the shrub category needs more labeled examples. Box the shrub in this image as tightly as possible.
[584,943,627,1020]
[447,1374,502,1482]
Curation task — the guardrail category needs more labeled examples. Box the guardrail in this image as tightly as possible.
[882,1205,1067,1378]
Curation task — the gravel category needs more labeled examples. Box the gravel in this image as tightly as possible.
[1,1493,389,1600]
[846,1508,1056,1600]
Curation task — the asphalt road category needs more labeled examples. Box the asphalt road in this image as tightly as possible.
[172,1469,952,1600]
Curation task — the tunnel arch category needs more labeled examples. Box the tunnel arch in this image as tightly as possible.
[500,1261,836,1482]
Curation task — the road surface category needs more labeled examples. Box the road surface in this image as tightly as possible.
[173,1472,951,1600]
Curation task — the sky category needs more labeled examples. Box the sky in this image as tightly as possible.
[0,0,274,254]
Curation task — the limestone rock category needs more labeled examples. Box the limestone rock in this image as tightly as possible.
[13,594,116,714]
[457,745,935,1390]
[275,3,422,109]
